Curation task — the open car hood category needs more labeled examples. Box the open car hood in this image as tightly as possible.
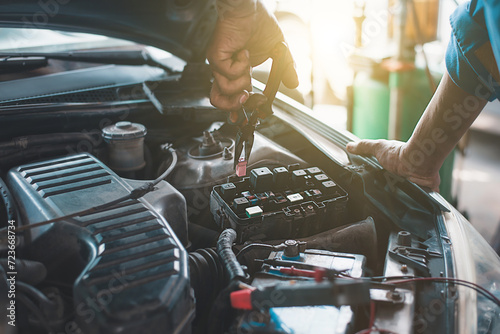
[0,0,217,61]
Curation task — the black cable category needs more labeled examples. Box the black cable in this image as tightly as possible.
[235,243,275,261]
[354,275,500,307]
[17,281,56,312]
[389,277,500,307]
[3,148,178,234]
[17,294,54,334]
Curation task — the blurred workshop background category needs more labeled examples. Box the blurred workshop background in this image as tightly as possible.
[255,0,500,249]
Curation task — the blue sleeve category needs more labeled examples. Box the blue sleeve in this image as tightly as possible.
[483,0,500,80]
[445,0,499,101]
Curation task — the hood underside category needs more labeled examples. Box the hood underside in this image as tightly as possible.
[0,0,217,61]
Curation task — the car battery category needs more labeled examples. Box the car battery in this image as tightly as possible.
[238,248,366,334]
[210,166,348,241]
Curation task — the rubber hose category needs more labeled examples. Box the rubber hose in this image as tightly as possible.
[189,248,226,301]
[189,248,227,334]
[216,229,245,282]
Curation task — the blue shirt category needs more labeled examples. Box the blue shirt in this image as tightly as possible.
[446,0,500,101]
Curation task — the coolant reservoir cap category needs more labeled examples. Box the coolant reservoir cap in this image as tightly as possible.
[102,121,147,140]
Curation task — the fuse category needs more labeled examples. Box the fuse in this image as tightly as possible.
[287,193,304,203]
[246,206,263,218]
[236,158,247,177]
[314,174,329,181]
[307,167,321,174]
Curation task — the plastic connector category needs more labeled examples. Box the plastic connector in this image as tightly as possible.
[230,289,253,310]
[236,158,247,177]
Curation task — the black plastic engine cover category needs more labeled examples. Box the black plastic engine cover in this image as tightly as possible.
[7,153,193,334]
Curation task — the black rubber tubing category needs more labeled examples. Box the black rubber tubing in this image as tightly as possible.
[216,228,245,282]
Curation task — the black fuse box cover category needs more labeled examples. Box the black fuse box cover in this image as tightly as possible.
[210,166,349,242]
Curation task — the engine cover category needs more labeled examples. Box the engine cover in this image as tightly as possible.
[7,153,193,334]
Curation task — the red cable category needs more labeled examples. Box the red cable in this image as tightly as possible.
[354,329,371,334]
[354,301,378,334]
[369,301,375,329]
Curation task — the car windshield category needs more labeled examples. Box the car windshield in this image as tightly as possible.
[0,28,134,52]
[0,27,185,84]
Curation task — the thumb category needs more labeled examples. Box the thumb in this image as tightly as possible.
[346,140,380,156]
[281,48,299,89]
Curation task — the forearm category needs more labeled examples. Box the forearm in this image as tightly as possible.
[402,71,487,176]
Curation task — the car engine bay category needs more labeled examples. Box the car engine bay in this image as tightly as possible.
[0,65,457,334]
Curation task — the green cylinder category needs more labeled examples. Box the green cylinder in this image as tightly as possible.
[352,71,390,140]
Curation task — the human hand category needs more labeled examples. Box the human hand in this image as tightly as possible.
[207,0,298,114]
[346,139,441,192]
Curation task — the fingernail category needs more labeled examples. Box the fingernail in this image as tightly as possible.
[244,50,250,59]
[239,94,248,104]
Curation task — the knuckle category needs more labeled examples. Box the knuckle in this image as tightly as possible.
[217,76,250,96]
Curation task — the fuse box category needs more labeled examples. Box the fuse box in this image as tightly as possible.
[210,165,349,241]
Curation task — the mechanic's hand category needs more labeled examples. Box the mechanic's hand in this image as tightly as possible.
[346,139,441,192]
[207,0,298,113]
